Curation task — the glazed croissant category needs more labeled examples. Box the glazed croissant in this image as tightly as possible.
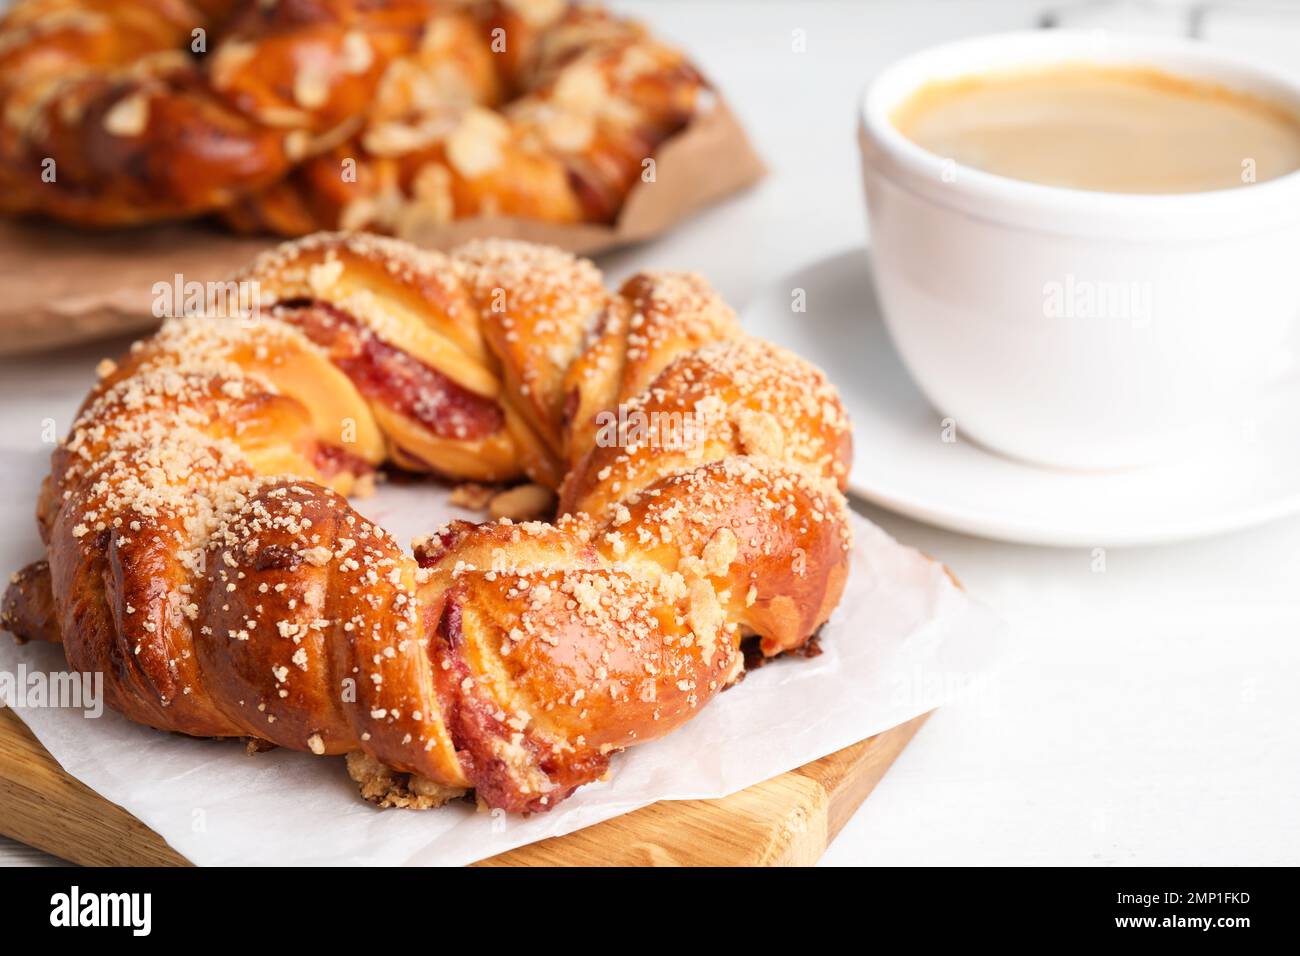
[1,233,853,812]
[0,0,704,233]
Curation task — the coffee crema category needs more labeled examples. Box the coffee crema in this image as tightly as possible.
[892,65,1300,194]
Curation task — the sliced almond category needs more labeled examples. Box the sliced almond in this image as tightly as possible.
[340,31,373,74]
[293,63,331,111]
[102,92,149,137]
[283,129,311,162]
[362,120,438,157]
[544,112,595,152]
[502,0,566,28]
[552,62,609,113]
[210,41,255,90]
[445,108,508,178]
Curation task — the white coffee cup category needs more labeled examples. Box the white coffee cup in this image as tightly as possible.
[857,31,1300,470]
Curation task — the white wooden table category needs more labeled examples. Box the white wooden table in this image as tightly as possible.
[3,0,1298,866]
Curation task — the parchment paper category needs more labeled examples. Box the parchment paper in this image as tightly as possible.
[0,99,764,357]
[0,477,1014,867]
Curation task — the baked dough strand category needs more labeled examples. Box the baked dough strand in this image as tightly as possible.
[0,1,705,232]
[2,233,853,812]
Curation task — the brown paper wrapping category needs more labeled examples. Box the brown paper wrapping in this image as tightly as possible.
[0,99,764,357]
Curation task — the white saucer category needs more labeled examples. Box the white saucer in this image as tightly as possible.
[741,248,1300,547]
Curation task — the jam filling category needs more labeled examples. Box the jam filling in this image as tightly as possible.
[311,442,376,481]
[274,299,503,442]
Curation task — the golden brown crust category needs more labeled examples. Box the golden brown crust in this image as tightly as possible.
[559,337,853,519]
[0,0,706,232]
[3,233,854,812]
[1,560,61,644]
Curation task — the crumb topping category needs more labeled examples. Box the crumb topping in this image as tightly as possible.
[33,233,852,816]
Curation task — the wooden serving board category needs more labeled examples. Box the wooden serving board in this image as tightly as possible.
[0,707,928,866]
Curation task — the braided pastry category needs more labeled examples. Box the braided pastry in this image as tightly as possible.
[2,233,853,812]
[0,0,705,233]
